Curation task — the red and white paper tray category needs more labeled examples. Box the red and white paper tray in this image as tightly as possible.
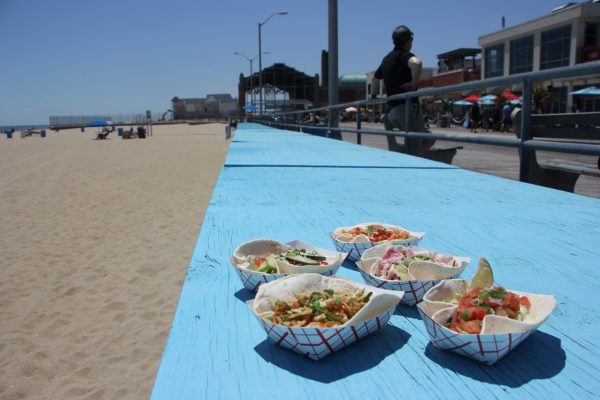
[330,222,425,262]
[248,273,404,360]
[231,239,347,291]
[357,244,470,306]
[417,279,556,365]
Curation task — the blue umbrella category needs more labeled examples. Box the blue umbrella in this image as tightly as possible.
[479,94,497,101]
[570,86,600,95]
[89,120,113,127]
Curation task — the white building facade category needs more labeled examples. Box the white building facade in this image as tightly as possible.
[479,1,600,112]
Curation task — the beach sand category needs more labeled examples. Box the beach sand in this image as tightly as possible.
[0,123,230,399]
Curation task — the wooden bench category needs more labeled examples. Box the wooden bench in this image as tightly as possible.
[385,136,463,164]
[518,111,600,192]
[382,117,462,164]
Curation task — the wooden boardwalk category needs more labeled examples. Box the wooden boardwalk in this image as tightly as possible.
[152,123,600,400]
[340,122,600,199]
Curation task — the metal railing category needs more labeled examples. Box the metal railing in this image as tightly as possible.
[253,61,600,183]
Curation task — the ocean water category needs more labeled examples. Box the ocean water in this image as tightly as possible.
[0,124,49,132]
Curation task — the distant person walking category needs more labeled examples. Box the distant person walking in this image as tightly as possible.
[482,106,491,132]
[501,103,512,132]
[374,25,433,154]
[469,103,481,133]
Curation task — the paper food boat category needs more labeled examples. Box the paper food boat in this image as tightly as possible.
[357,244,470,306]
[231,239,347,291]
[417,279,556,365]
[330,222,425,262]
[248,273,404,360]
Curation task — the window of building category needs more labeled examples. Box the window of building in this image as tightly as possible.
[484,44,504,78]
[509,35,533,74]
[585,23,600,46]
[540,25,572,69]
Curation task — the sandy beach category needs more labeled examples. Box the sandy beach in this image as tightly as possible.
[0,123,230,399]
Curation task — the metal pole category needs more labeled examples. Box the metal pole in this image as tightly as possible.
[404,98,413,154]
[356,109,361,145]
[249,59,254,115]
[328,0,340,139]
[258,22,263,116]
[519,78,533,182]
[258,12,287,117]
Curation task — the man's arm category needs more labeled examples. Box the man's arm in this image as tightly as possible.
[400,56,422,92]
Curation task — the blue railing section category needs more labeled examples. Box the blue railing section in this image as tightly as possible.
[253,61,600,183]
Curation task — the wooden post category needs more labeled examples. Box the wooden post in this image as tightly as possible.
[226,117,232,140]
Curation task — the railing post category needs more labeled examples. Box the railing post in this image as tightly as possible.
[519,79,533,183]
[404,97,414,154]
[356,110,361,145]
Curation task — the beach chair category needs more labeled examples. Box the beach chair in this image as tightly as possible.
[95,127,112,140]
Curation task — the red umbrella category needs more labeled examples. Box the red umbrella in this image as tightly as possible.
[464,94,480,102]
[501,90,519,100]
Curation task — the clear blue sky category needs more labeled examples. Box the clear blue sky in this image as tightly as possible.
[1,0,566,125]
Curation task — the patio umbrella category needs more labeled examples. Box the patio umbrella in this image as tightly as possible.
[478,99,495,105]
[501,90,519,100]
[89,120,112,127]
[453,100,473,106]
[479,94,497,101]
[464,94,480,102]
[569,86,600,95]
[509,99,522,105]
[344,106,358,112]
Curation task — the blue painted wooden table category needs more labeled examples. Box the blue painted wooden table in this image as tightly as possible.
[152,123,600,399]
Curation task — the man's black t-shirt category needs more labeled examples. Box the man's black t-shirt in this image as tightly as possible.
[374,47,415,108]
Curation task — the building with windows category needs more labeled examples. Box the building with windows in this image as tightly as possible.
[171,94,237,120]
[479,1,600,112]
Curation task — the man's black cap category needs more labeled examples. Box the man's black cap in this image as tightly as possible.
[392,25,413,46]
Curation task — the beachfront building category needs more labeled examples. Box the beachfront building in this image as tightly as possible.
[479,1,600,112]
[237,59,368,115]
[171,94,237,120]
[238,63,319,114]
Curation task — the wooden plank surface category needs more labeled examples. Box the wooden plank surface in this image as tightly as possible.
[151,123,600,400]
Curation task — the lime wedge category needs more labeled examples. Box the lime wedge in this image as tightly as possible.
[469,258,494,290]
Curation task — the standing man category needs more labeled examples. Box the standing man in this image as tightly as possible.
[374,25,433,154]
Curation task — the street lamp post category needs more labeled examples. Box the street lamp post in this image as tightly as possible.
[258,11,287,116]
[234,51,270,115]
